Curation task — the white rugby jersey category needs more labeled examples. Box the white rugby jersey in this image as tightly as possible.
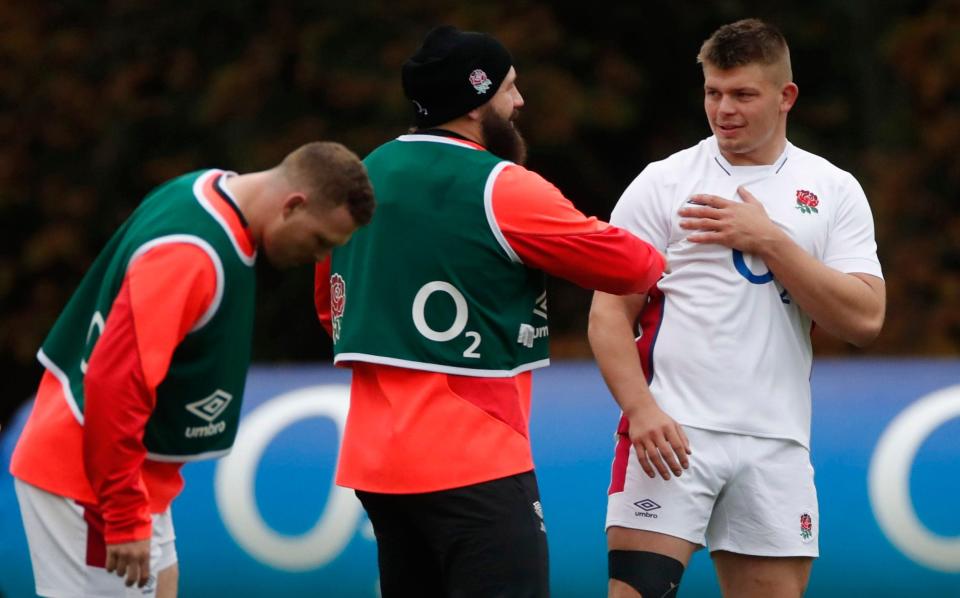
[611,136,883,448]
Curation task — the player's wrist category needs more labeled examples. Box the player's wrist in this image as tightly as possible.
[751,224,791,260]
[622,395,661,420]
[104,519,152,545]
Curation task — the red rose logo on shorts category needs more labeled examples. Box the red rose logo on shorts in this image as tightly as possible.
[795,189,819,214]
[469,69,493,94]
[330,273,346,343]
[800,513,814,542]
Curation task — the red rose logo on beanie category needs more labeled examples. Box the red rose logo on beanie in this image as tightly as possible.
[469,69,492,94]
[330,273,346,343]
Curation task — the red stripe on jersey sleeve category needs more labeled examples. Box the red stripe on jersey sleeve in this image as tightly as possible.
[635,286,665,383]
[83,243,217,544]
[83,504,108,567]
[83,281,155,544]
[314,257,333,336]
[608,420,632,495]
[491,165,664,294]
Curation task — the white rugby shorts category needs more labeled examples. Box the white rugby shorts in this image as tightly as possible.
[14,478,177,597]
[606,425,819,557]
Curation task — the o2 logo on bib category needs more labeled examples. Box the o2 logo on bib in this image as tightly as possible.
[412,281,481,358]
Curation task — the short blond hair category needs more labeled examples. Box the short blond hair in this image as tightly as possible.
[280,142,375,225]
[697,19,792,82]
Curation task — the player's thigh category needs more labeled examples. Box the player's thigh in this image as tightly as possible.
[356,490,444,598]
[606,426,726,550]
[152,508,178,597]
[606,426,728,598]
[607,527,697,565]
[713,551,812,598]
[14,479,177,598]
[607,526,700,598]
[15,478,89,596]
[433,471,549,598]
[156,563,178,598]
[706,436,819,558]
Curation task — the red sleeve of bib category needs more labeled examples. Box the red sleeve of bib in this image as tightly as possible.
[491,165,664,294]
[314,257,333,337]
[83,243,218,544]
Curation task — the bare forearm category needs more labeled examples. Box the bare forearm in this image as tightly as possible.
[589,291,692,479]
[587,294,658,415]
[760,232,885,346]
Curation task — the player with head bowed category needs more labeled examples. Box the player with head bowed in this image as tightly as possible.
[11,141,374,597]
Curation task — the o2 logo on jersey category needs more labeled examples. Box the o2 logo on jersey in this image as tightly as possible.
[412,281,481,358]
[732,251,791,304]
[732,250,774,284]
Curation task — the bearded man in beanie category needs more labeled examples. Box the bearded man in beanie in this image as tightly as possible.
[314,26,666,597]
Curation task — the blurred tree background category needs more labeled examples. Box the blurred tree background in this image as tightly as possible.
[2,0,958,429]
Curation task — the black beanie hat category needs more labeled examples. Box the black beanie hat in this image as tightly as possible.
[402,25,513,128]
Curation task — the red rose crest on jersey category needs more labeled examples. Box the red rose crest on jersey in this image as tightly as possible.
[800,513,814,541]
[469,69,493,94]
[795,189,819,214]
[330,273,346,343]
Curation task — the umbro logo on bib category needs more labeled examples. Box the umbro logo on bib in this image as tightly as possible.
[186,389,233,422]
[184,390,232,438]
[517,323,548,348]
[533,291,547,319]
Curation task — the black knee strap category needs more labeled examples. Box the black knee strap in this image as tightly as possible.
[609,550,684,598]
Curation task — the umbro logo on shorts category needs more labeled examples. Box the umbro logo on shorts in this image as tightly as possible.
[633,498,660,518]
[532,501,546,533]
[633,498,660,512]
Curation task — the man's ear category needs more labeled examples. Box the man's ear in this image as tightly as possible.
[281,193,307,217]
[781,82,799,113]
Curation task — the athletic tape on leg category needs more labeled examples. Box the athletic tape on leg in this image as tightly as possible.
[609,550,684,598]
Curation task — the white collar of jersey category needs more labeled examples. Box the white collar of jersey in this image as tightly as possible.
[709,136,792,177]
[192,169,257,266]
[396,134,481,149]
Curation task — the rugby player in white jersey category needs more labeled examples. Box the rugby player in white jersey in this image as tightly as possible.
[589,18,885,598]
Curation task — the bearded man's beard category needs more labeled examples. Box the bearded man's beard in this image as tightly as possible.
[480,107,527,165]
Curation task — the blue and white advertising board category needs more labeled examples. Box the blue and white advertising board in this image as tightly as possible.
[1,360,958,596]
